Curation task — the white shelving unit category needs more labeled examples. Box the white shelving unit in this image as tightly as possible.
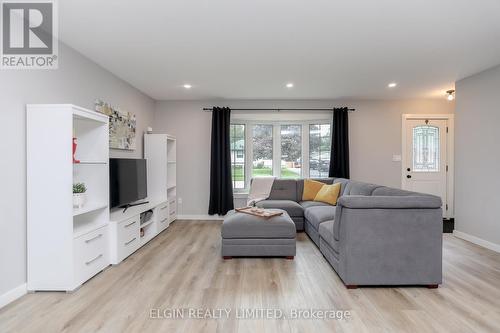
[144,134,177,230]
[27,104,110,291]
[166,136,177,222]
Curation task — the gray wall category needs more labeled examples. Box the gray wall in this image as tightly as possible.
[154,99,454,216]
[0,43,155,296]
[455,65,500,247]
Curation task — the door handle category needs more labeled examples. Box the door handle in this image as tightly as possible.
[407,168,411,172]
[407,175,412,179]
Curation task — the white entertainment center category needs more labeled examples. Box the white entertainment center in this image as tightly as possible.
[26,104,177,291]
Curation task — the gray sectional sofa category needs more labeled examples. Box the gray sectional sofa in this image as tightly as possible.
[256,178,443,288]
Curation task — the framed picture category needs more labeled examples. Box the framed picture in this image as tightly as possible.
[95,99,136,150]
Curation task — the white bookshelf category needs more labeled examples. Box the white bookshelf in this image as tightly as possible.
[27,104,110,291]
[144,134,177,227]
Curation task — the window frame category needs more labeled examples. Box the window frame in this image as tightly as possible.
[251,124,274,178]
[230,118,332,192]
[309,123,332,178]
[230,123,246,190]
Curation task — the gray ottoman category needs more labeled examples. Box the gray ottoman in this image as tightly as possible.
[221,209,296,259]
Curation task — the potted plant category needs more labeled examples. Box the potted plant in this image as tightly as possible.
[73,182,87,209]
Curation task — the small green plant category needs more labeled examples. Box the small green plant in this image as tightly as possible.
[73,183,87,194]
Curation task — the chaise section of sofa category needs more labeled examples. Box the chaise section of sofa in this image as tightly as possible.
[320,191,443,287]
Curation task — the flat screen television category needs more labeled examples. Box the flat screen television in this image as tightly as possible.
[110,158,147,208]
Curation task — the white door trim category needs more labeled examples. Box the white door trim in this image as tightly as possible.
[401,114,454,218]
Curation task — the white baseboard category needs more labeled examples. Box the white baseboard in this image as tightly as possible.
[0,283,27,309]
[176,214,224,221]
[453,230,500,253]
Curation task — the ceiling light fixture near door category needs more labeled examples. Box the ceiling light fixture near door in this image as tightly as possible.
[446,89,455,101]
[286,83,294,88]
[183,84,192,89]
[388,82,397,88]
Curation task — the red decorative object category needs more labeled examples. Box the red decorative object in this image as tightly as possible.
[73,138,80,164]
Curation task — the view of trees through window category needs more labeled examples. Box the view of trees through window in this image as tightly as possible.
[309,124,331,177]
[280,125,302,179]
[230,122,331,190]
[252,125,273,177]
[230,124,245,189]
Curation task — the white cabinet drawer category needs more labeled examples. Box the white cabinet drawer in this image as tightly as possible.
[118,217,139,242]
[117,217,140,262]
[74,226,109,286]
[157,214,169,232]
[157,202,169,221]
[168,210,176,222]
[169,201,176,215]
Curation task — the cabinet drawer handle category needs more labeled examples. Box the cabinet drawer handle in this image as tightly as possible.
[125,221,137,228]
[125,237,137,246]
[160,205,168,210]
[85,254,103,265]
[161,218,168,224]
[85,234,103,243]
[169,211,176,216]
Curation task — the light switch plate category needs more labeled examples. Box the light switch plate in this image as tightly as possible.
[392,154,402,162]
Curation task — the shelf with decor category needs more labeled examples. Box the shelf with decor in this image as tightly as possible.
[27,104,110,292]
[145,133,177,226]
[73,202,108,216]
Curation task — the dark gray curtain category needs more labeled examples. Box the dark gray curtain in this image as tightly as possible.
[328,107,350,178]
[208,107,234,215]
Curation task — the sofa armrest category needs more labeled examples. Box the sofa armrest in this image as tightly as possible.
[337,195,442,209]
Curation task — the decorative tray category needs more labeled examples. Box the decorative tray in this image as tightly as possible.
[235,206,283,219]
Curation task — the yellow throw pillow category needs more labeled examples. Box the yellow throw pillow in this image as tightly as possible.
[302,179,326,201]
[314,183,341,205]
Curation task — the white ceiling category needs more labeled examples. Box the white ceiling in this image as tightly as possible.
[59,0,500,100]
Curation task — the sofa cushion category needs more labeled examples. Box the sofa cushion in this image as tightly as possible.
[344,181,381,196]
[297,178,333,201]
[222,209,296,239]
[299,200,331,209]
[314,183,341,205]
[268,179,298,201]
[302,179,326,201]
[319,220,339,253]
[256,200,304,217]
[304,206,336,230]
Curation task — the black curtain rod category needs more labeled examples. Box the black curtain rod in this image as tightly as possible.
[203,107,355,112]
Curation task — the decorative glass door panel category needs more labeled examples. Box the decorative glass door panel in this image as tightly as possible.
[412,126,440,172]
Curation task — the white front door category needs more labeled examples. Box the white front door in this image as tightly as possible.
[403,118,448,214]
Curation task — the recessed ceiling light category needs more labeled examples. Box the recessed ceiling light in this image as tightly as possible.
[388,82,397,88]
[183,84,192,89]
[286,83,294,88]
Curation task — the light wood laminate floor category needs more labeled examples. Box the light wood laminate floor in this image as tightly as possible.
[1,220,500,333]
